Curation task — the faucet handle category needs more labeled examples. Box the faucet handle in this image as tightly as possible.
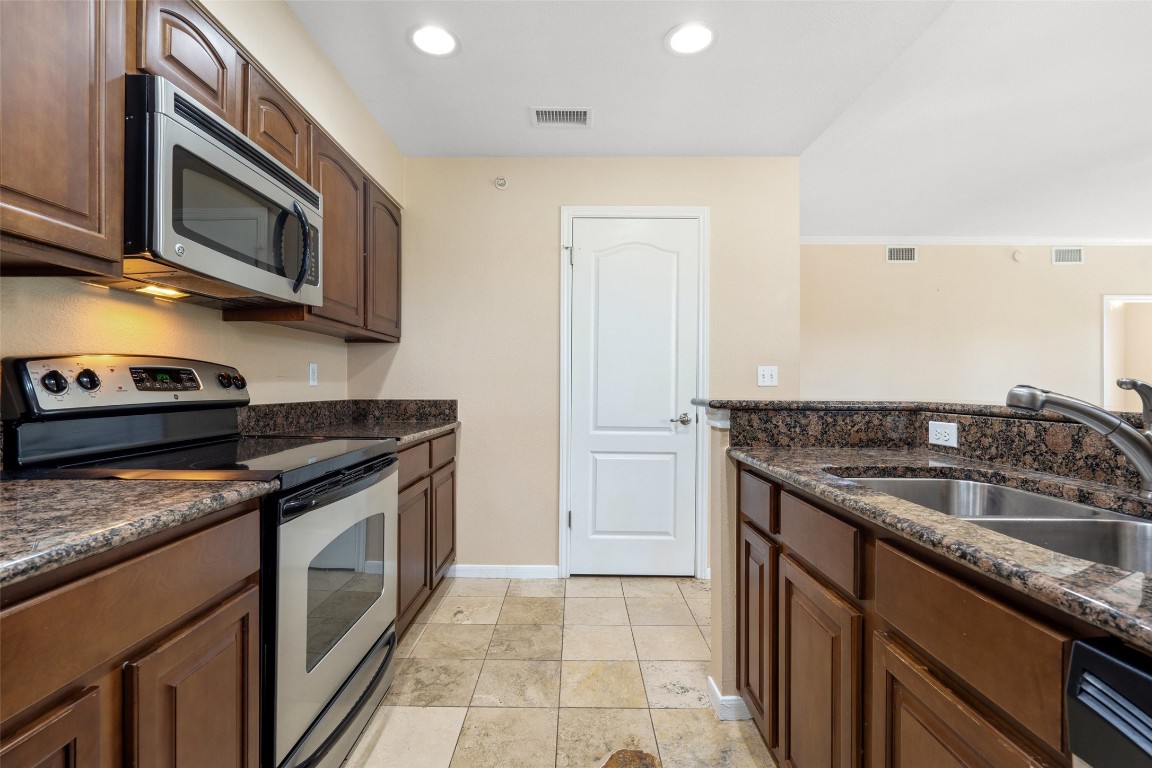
[1117,378,1152,434]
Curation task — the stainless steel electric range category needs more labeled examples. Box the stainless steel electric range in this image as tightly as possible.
[1,354,399,768]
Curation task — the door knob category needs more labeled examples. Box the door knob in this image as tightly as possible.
[670,412,692,425]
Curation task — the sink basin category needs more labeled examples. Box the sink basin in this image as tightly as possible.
[970,518,1152,572]
[846,477,1127,521]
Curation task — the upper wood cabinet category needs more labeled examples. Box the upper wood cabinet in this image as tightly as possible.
[138,0,246,129]
[366,181,402,339]
[0,0,124,275]
[310,128,366,327]
[246,67,311,182]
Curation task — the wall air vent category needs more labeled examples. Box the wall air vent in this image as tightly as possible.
[1052,247,1084,264]
[532,107,591,128]
[886,246,918,263]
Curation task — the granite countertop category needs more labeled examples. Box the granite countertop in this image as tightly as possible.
[0,478,277,588]
[263,419,459,446]
[731,446,1152,653]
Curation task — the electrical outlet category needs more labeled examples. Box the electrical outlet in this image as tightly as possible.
[928,420,959,448]
[308,363,318,387]
[757,365,778,387]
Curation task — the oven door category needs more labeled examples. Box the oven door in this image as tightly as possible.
[274,457,398,767]
[149,102,323,306]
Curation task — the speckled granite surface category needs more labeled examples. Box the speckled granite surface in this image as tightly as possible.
[238,399,457,435]
[731,447,1152,653]
[268,420,458,446]
[0,478,277,588]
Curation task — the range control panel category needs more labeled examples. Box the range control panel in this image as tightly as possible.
[5,355,251,416]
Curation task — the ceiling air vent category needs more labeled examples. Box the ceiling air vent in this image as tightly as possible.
[532,107,591,128]
[886,246,918,263]
[1052,247,1084,264]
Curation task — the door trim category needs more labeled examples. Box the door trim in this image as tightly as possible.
[559,206,711,578]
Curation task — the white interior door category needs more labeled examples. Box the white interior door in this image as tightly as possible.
[568,216,700,575]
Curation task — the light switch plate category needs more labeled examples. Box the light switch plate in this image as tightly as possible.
[308,362,318,387]
[757,366,779,387]
[928,420,959,447]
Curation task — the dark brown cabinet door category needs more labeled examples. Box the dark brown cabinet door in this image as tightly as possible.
[310,128,365,327]
[0,687,102,768]
[739,521,777,747]
[431,463,456,587]
[365,181,402,338]
[0,0,124,267]
[138,0,246,129]
[871,633,1044,768]
[397,478,432,637]
[124,586,259,768]
[246,67,311,182]
[778,554,862,768]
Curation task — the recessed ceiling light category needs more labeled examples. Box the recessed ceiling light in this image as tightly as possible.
[665,22,715,55]
[411,25,458,56]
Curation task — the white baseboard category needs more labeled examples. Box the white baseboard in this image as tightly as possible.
[448,564,561,579]
[708,675,751,721]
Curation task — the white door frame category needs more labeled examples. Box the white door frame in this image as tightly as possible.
[559,206,711,579]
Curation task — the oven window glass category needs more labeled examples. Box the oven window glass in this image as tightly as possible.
[171,145,304,279]
[306,513,384,671]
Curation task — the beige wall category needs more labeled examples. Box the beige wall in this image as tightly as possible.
[349,156,800,568]
[200,0,405,204]
[1120,302,1152,411]
[0,278,348,403]
[800,244,1152,404]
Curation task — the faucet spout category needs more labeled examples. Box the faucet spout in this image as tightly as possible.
[1006,384,1152,500]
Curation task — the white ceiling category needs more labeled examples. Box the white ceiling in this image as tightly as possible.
[288,0,1152,240]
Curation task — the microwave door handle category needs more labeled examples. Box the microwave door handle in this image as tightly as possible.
[291,200,311,294]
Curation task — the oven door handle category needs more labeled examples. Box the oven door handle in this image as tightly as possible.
[291,200,311,294]
[279,456,397,523]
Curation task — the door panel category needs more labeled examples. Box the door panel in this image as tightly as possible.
[0,688,102,768]
[739,521,777,745]
[569,217,700,575]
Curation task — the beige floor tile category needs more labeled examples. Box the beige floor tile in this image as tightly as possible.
[395,624,426,659]
[346,572,388,592]
[565,597,629,625]
[676,578,710,599]
[429,596,503,624]
[560,660,648,708]
[411,624,495,659]
[621,577,683,598]
[640,661,712,709]
[632,626,711,661]
[507,578,566,597]
[449,707,558,768]
[566,576,623,597]
[498,597,564,625]
[556,709,661,768]
[383,659,484,706]
[650,709,774,768]
[414,584,455,623]
[449,578,510,597]
[625,598,696,626]
[470,659,561,707]
[700,625,713,650]
[345,705,467,768]
[487,624,565,660]
[562,625,637,661]
[309,569,354,591]
[686,598,711,626]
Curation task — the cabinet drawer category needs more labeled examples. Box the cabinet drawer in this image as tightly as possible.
[398,441,431,488]
[779,492,861,597]
[739,469,776,534]
[874,542,1070,753]
[431,432,456,469]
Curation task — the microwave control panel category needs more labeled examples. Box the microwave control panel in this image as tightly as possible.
[8,355,251,415]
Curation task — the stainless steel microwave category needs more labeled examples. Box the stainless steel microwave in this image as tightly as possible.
[121,74,322,306]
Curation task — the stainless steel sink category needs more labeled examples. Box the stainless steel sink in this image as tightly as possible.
[846,477,1128,520]
[970,518,1152,572]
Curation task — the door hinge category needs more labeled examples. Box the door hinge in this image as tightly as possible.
[568,510,572,528]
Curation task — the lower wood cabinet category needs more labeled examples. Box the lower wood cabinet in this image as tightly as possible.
[0,507,260,768]
[778,553,862,768]
[739,520,777,746]
[871,632,1045,768]
[396,432,457,638]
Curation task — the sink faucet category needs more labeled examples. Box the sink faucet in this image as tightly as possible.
[1006,380,1152,500]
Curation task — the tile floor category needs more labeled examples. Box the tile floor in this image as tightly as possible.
[344,576,774,768]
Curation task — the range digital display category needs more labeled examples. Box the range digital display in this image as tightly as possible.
[130,366,201,391]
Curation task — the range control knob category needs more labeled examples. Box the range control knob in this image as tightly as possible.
[232,374,247,390]
[75,368,101,391]
[40,370,68,394]
[217,372,234,388]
